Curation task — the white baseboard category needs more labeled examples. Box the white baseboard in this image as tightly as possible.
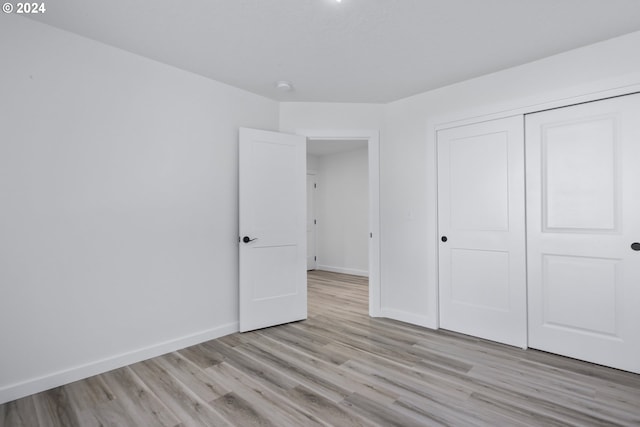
[317,265,368,277]
[0,322,238,405]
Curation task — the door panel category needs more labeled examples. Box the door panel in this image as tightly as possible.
[239,128,307,332]
[449,132,510,231]
[438,116,527,348]
[542,254,618,336]
[526,94,640,373]
[450,249,510,311]
[543,117,618,231]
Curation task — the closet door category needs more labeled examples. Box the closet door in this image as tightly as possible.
[437,116,527,348]
[526,94,640,373]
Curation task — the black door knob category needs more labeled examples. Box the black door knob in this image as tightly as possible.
[242,236,257,243]
[632,242,640,251]
[441,236,447,242]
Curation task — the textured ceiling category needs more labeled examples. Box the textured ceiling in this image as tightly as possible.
[26,0,640,103]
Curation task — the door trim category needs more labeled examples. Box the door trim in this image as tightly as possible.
[296,129,381,318]
[306,171,317,271]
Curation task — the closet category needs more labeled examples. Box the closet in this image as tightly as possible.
[437,93,640,374]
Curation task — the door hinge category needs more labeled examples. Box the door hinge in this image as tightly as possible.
[314,256,317,261]
[370,232,373,238]
[314,183,317,188]
[314,219,317,225]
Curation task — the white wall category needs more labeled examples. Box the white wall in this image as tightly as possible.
[0,15,278,403]
[280,103,385,133]
[381,30,640,327]
[315,148,369,276]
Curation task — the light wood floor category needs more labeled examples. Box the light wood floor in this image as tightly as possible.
[2,270,640,426]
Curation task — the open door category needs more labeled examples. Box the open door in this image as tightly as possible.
[239,128,307,332]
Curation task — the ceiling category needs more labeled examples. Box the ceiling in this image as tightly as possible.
[307,139,368,156]
[27,0,640,103]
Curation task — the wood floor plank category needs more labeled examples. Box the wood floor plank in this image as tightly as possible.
[203,339,300,393]
[289,318,425,367]
[283,385,378,427]
[468,365,639,426]
[208,362,326,427]
[468,390,589,427]
[97,366,180,427]
[75,400,143,427]
[128,359,231,427]
[2,270,640,426]
[177,342,224,370]
[233,337,353,403]
[340,356,473,404]
[341,392,430,427]
[155,352,226,402]
[248,333,399,405]
[211,392,278,427]
[391,396,476,427]
[31,387,81,427]
[62,375,114,413]
[256,325,350,366]
[0,397,39,427]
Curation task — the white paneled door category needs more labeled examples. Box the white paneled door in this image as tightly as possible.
[239,128,307,332]
[438,116,527,348]
[526,94,640,373]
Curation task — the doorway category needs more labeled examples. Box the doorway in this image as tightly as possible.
[300,130,381,317]
[307,140,369,276]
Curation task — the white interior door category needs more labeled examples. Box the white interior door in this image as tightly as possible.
[437,116,527,348]
[239,128,307,332]
[306,173,317,270]
[526,94,640,373]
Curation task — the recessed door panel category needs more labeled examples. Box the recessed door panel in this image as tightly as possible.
[449,132,509,231]
[438,116,526,348]
[252,141,299,233]
[250,246,298,300]
[450,249,510,311]
[543,117,618,232]
[542,254,619,336]
[526,94,640,373]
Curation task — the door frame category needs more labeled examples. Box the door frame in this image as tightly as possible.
[306,170,318,271]
[296,129,381,318]
[427,74,640,329]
